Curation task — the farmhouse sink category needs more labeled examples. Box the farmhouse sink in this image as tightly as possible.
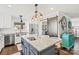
[27,37,36,41]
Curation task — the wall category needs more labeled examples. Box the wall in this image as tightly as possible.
[71,18,79,26]
[71,18,79,37]
[47,16,58,36]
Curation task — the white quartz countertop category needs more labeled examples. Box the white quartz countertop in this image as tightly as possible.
[0,28,21,35]
[22,35,60,52]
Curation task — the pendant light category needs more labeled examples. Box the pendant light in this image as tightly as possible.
[32,4,43,21]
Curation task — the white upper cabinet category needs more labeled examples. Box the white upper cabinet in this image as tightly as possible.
[0,15,11,28]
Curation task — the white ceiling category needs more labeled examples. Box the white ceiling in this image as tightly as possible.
[0,4,79,18]
[39,4,79,18]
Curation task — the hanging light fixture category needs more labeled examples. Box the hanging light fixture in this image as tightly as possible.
[19,15,23,22]
[32,4,43,21]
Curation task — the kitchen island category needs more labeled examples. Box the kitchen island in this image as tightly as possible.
[21,35,60,55]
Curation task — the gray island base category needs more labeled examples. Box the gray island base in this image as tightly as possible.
[21,35,60,55]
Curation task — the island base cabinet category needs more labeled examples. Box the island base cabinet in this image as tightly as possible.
[40,46,56,55]
[29,46,56,55]
[29,50,36,55]
[21,38,56,55]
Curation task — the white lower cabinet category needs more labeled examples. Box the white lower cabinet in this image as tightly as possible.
[15,37,21,44]
[0,35,4,52]
[15,33,21,44]
[4,34,15,46]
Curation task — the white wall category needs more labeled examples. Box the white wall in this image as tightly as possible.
[71,18,79,37]
[47,16,58,36]
[71,18,79,26]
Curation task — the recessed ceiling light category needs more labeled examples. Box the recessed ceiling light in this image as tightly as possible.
[8,5,12,8]
[50,8,54,10]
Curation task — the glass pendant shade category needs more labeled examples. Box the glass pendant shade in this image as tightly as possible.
[32,4,43,21]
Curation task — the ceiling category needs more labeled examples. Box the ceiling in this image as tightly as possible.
[0,4,79,19]
[39,4,79,18]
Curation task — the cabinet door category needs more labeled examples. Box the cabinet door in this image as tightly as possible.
[0,40,2,51]
[29,50,35,55]
[22,47,27,55]
[4,35,10,46]
[30,45,38,55]
[15,37,20,44]
[21,45,26,55]
[15,34,21,44]
[0,15,11,28]
[21,39,30,55]
[0,36,4,51]
[10,34,15,44]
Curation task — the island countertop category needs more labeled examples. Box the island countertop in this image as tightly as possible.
[21,35,60,52]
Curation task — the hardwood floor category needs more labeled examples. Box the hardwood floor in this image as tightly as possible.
[73,39,79,55]
[0,44,19,55]
[58,39,79,55]
[0,39,79,55]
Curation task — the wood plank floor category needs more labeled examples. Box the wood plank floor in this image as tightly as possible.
[57,39,79,55]
[0,39,79,55]
[73,39,79,55]
[0,44,18,55]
